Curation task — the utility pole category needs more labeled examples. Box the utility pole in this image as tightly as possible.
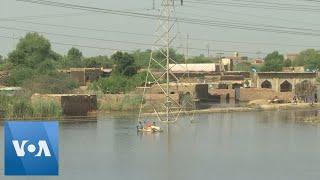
[165,0,170,123]
[138,0,193,123]
[217,52,224,60]
[206,43,210,58]
[186,33,189,77]
[186,33,189,61]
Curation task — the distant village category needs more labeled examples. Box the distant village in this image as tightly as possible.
[1,49,318,118]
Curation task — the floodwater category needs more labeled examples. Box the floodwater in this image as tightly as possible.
[1,109,320,180]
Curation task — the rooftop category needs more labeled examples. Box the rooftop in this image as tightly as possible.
[169,63,216,72]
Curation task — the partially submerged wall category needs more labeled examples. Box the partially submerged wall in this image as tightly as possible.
[31,94,97,116]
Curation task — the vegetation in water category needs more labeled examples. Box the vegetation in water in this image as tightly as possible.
[32,100,62,118]
[98,94,144,112]
[0,95,62,119]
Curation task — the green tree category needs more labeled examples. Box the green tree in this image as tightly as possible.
[91,74,129,94]
[131,49,151,68]
[5,67,34,86]
[22,72,78,94]
[6,33,61,85]
[64,47,83,67]
[8,32,60,68]
[234,62,252,71]
[283,59,292,67]
[112,51,137,76]
[261,51,284,72]
[130,49,185,69]
[153,48,185,65]
[293,49,320,71]
[0,55,5,70]
[83,55,113,68]
[90,72,146,94]
[187,54,217,63]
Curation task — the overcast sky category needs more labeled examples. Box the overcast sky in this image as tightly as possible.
[1,0,320,58]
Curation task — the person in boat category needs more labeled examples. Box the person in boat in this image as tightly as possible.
[137,121,143,130]
[151,121,161,131]
[145,121,152,131]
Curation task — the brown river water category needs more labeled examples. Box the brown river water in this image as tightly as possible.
[1,109,320,180]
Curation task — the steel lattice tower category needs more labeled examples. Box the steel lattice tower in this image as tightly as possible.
[138,0,195,123]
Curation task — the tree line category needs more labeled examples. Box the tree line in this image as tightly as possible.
[236,50,320,72]
[1,32,319,93]
[0,33,223,94]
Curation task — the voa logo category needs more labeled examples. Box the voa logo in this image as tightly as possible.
[12,140,51,157]
[4,121,59,176]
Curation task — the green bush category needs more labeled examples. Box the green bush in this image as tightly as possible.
[90,72,146,94]
[99,95,143,111]
[22,72,79,94]
[0,95,62,119]
[5,66,35,86]
[7,98,33,118]
[32,100,62,118]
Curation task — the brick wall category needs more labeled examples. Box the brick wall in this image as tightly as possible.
[210,88,294,102]
[240,88,294,102]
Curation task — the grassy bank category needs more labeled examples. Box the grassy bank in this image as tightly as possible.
[0,95,62,119]
[98,94,144,112]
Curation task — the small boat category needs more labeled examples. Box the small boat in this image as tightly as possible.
[137,126,162,133]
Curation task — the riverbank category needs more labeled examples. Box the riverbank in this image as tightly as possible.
[192,102,320,114]
[2,92,319,119]
[140,102,320,117]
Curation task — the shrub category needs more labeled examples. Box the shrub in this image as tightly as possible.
[90,72,146,94]
[99,95,143,111]
[7,98,33,118]
[22,72,79,94]
[0,95,62,119]
[32,100,62,118]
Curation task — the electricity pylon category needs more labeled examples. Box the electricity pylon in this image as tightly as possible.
[138,0,195,123]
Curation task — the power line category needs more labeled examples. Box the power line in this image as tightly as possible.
[0,25,154,46]
[0,25,265,55]
[0,12,90,21]
[15,0,320,37]
[196,0,320,8]
[184,0,320,12]
[1,18,318,48]
[0,34,133,52]
[180,5,320,27]
[0,19,154,37]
